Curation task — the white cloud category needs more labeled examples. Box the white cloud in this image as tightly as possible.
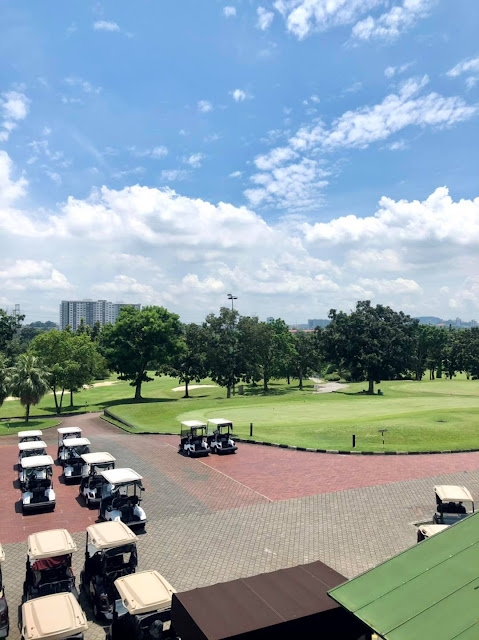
[230,89,249,102]
[129,145,168,159]
[384,61,414,78]
[198,100,213,113]
[0,260,72,292]
[257,7,275,30]
[254,146,298,170]
[0,91,29,141]
[184,153,205,168]
[223,6,237,17]
[161,169,190,182]
[229,170,242,178]
[45,170,62,185]
[447,56,479,78]
[64,77,102,94]
[352,0,437,42]
[359,277,422,295]
[92,275,157,301]
[93,20,120,32]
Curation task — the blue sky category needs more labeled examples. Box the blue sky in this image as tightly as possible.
[1,0,479,323]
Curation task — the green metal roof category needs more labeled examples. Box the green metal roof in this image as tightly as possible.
[328,512,479,640]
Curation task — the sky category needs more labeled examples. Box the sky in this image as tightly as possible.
[1,0,479,324]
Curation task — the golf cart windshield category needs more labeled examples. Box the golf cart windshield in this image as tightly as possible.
[435,485,474,513]
[66,444,90,458]
[57,427,82,445]
[102,481,143,500]
[25,465,52,484]
[30,554,75,597]
[103,545,137,573]
[18,430,42,442]
[182,426,207,438]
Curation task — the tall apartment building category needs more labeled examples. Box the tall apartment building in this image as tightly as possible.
[59,300,141,331]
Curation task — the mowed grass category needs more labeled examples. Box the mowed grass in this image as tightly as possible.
[0,418,61,436]
[2,373,479,452]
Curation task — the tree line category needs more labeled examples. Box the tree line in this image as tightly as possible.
[1,300,479,421]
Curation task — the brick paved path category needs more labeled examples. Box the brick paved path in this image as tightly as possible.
[2,413,479,639]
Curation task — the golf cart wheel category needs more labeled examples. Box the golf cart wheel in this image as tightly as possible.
[187,449,191,457]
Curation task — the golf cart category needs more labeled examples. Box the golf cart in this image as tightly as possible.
[60,438,91,483]
[18,430,43,444]
[20,455,56,512]
[57,426,82,459]
[107,570,177,640]
[0,545,8,638]
[79,452,116,507]
[81,521,138,621]
[433,485,475,525]
[23,529,78,601]
[417,523,449,543]
[19,592,88,640]
[18,439,47,470]
[179,421,210,457]
[206,418,237,454]
[99,469,147,530]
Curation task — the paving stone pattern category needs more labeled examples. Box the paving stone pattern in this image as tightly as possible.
[2,413,479,639]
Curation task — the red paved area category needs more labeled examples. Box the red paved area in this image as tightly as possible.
[166,438,479,501]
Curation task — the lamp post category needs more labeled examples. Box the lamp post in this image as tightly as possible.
[227,293,238,311]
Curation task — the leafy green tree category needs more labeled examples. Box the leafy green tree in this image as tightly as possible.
[9,354,50,423]
[0,308,25,363]
[65,334,101,406]
[443,328,467,379]
[255,319,291,392]
[100,306,183,399]
[322,300,417,394]
[90,321,102,341]
[204,308,241,398]
[30,330,72,413]
[291,331,318,389]
[0,354,9,407]
[76,318,87,334]
[162,323,208,398]
[424,326,447,379]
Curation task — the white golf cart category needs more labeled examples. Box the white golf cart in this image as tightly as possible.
[19,592,88,640]
[18,440,47,472]
[60,438,91,483]
[57,426,82,459]
[18,430,43,444]
[433,485,474,525]
[79,452,116,507]
[0,545,9,638]
[206,419,237,454]
[107,570,177,640]
[81,521,138,621]
[416,523,449,543]
[179,421,210,457]
[99,469,147,530]
[23,529,78,601]
[20,455,56,513]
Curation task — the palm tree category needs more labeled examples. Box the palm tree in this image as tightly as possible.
[9,354,50,423]
[0,354,9,407]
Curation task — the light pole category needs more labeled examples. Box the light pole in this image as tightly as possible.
[227,293,238,311]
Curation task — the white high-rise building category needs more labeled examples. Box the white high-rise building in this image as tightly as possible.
[59,300,141,331]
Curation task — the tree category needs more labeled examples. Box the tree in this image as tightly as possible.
[443,328,467,379]
[291,331,318,389]
[100,306,183,399]
[322,301,417,394]
[65,334,101,406]
[90,321,102,341]
[9,354,50,423]
[162,323,208,398]
[0,354,9,407]
[0,308,25,363]
[255,319,291,392]
[204,308,241,398]
[30,330,72,413]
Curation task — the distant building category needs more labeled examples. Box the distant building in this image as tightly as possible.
[266,317,275,324]
[59,300,141,331]
[307,318,330,329]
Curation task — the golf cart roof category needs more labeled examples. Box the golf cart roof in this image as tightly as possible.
[18,430,42,439]
[181,420,207,428]
[418,524,449,538]
[101,468,143,485]
[62,437,91,447]
[57,426,82,435]
[87,521,138,550]
[81,452,116,465]
[19,440,47,452]
[207,418,232,426]
[435,485,474,503]
[21,592,88,640]
[21,455,54,469]
[28,529,77,560]
[115,570,176,615]
[328,511,479,640]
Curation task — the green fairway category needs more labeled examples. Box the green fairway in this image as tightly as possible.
[0,417,61,435]
[3,374,479,452]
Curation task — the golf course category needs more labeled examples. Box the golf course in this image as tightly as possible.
[2,374,479,452]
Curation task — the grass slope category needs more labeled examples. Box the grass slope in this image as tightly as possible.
[0,418,61,435]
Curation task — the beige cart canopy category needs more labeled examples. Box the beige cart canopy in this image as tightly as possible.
[418,524,449,538]
[18,430,43,440]
[81,452,116,465]
[21,592,88,640]
[21,455,54,470]
[181,420,207,429]
[87,521,138,550]
[28,529,77,561]
[101,468,143,485]
[57,426,82,436]
[115,570,177,615]
[19,440,47,452]
[435,485,474,503]
[62,437,90,448]
[207,418,232,426]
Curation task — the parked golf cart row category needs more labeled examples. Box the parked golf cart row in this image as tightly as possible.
[12,522,178,639]
[417,484,475,542]
[18,430,55,513]
[178,418,237,457]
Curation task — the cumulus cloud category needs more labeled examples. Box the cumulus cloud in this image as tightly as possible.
[0,260,72,291]
[197,100,213,113]
[184,153,205,168]
[64,77,102,94]
[129,145,168,159]
[161,169,190,182]
[257,7,275,31]
[0,91,30,141]
[352,0,437,42]
[223,6,236,17]
[93,20,120,32]
[230,89,249,102]
[447,55,479,89]
[384,61,414,78]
